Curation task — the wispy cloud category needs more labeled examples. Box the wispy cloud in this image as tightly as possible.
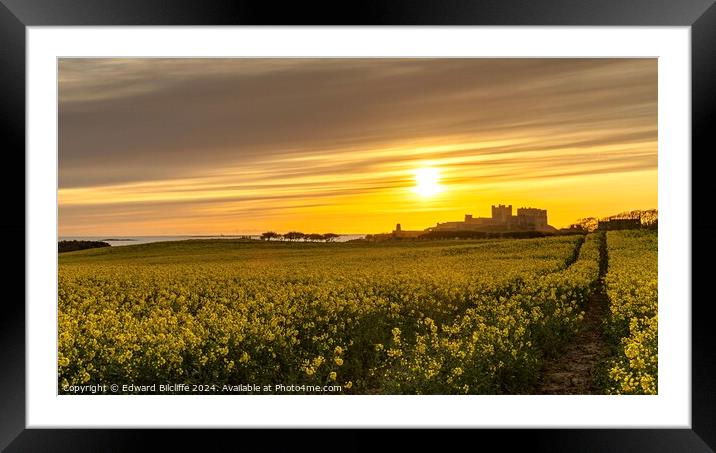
[59,58,657,234]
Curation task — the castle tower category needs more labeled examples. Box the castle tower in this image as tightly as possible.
[491,204,512,224]
[516,208,548,229]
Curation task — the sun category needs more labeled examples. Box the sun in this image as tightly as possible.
[413,167,444,198]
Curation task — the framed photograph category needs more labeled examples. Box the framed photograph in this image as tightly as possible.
[3,0,714,450]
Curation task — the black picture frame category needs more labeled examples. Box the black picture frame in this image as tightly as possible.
[2,1,714,451]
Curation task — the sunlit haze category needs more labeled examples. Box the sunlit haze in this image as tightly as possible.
[58,58,657,235]
[413,167,443,198]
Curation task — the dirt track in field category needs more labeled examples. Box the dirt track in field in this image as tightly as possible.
[534,234,609,395]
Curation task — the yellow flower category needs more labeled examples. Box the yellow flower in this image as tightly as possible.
[344,381,353,389]
[334,357,343,366]
[312,356,325,367]
[329,371,337,381]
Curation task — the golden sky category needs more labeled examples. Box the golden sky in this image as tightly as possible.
[59,58,657,235]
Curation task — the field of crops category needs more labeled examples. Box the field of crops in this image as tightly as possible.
[58,235,603,394]
[604,230,658,395]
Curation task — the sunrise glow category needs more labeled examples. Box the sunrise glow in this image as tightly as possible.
[413,167,444,198]
[58,58,657,235]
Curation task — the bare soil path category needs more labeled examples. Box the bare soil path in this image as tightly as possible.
[534,233,608,394]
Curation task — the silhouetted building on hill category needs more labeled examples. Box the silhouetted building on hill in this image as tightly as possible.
[492,204,512,223]
[515,207,548,229]
[424,204,554,233]
[392,223,423,238]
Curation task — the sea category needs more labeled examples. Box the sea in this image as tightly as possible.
[59,235,367,247]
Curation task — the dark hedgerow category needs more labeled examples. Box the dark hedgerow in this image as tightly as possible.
[59,240,111,253]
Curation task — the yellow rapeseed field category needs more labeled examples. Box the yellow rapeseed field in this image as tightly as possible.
[57,232,653,394]
[604,230,658,395]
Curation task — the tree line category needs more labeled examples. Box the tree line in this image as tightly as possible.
[59,240,110,253]
[571,209,658,232]
[260,232,340,242]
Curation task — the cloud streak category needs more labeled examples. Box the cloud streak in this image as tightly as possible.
[58,58,657,234]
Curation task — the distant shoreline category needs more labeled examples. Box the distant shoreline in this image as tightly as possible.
[188,235,257,238]
[59,234,368,247]
[61,234,367,238]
